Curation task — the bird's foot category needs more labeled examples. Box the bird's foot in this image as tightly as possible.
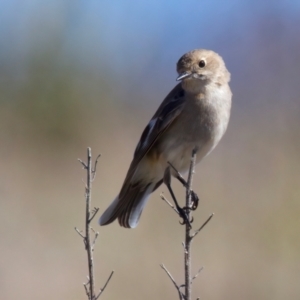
[190,190,199,210]
[178,206,193,229]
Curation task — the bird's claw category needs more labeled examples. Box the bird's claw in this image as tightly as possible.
[191,190,199,210]
[178,206,193,228]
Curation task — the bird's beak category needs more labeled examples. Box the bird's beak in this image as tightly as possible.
[176,72,193,81]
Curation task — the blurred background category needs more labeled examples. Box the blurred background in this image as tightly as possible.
[0,0,300,299]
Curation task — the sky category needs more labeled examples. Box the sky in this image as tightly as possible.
[1,1,300,83]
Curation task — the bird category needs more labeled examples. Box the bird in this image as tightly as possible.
[99,49,232,228]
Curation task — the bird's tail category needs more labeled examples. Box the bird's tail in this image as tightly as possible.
[99,181,162,228]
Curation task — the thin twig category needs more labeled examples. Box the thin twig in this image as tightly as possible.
[191,267,203,283]
[95,271,115,300]
[161,148,213,300]
[92,154,101,181]
[78,158,88,169]
[91,228,99,251]
[85,148,96,299]
[184,147,198,300]
[191,213,214,239]
[160,193,179,214]
[77,148,113,299]
[160,264,185,300]
[84,281,89,298]
[75,227,85,239]
[89,207,100,223]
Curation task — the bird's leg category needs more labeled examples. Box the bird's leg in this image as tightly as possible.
[163,167,192,228]
[168,162,199,210]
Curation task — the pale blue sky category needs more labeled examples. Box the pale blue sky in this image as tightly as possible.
[1,0,300,110]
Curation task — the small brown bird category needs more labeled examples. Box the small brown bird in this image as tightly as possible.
[99,49,232,228]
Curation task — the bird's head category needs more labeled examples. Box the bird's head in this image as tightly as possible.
[176,49,230,93]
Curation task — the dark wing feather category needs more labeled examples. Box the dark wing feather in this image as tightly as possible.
[119,83,186,197]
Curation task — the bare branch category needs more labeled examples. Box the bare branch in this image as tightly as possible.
[78,158,88,169]
[83,148,96,299]
[95,271,114,300]
[83,282,89,298]
[75,227,85,239]
[161,147,213,300]
[83,277,90,298]
[160,264,185,300]
[92,154,101,181]
[89,207,100,223]
[91,228,99,251]
[191,213,214,239]
[183,147,198,300]
[160,193,179,214]
[191,267,203,283]
[76,148,113,299]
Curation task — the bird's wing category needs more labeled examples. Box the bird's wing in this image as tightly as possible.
[119,83,186,197]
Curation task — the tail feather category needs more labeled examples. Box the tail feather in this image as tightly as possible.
[99,181,161,228]
[98,195,122,226]
[118,183,152,228]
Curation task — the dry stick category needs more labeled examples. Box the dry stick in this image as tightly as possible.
[95,271,115,300]
[184,147,197,300]
[161,148,214,300]
[85,148,96,299]
[76,148,113,299]
[160,264,185,300]
[191,213,214,239]
[160,193,180,214]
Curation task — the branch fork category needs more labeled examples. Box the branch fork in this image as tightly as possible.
[160,147,214,300]
[75,148,113,299]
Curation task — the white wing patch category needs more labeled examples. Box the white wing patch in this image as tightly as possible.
[141,118,156,149]
[134,117,157,156]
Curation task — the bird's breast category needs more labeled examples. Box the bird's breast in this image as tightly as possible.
[152,85,231,173]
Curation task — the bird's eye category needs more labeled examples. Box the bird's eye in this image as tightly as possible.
[199,60,206,68]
